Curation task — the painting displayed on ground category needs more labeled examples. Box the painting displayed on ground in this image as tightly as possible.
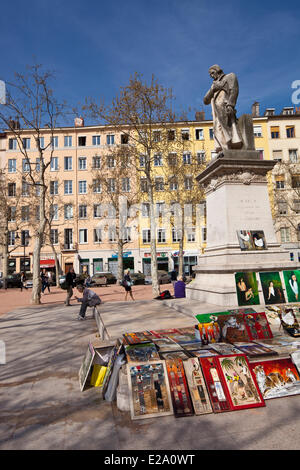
[259,272,286,305]
[236,230,267,251]
[127,361,173,420]
[235,272,260,306]
[159,350,191,361]
[291,351,300,375]
[165,358,194,417]
[125,343,160,363]
[190,348,219,358]
[250,358,300,400]
[199,357,232,413]
[151,328,200,345]
[79,342,96,392]
[195,311,231,324]
[123,332,151,345]
[183,358,213,415]
[242,312,273,340]
[102,342,123,398]
[283,271,300,303]
[217,313,250,343]
[233,342,277,358]
[151,337,183,353]
[278,307,300,337]
[196,321,221,344]
[254,337,300,356]
[209,343,242,355]
[217,355,265,410]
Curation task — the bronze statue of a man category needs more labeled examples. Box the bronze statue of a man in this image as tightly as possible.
[204,65,243,153]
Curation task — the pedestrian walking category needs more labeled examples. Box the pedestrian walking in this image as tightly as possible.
[41,271,50,294]
[20,272,27,291]
[75,284,101,320]
[122,268,135,301]
[65,267,76,306]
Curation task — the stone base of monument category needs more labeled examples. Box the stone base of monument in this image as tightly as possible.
[186,151,300,306]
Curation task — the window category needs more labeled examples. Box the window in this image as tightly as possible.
[92,156,101,169]
[286,126,295,138]
[169,177,178,191]
[276,177,285,189]
[139,155,146,167]
[280,227,290,243]
[8,138,17,150]
[21,206,30,222]
[22,138,31,149]
[8,159,16,173]
[258,149,264,160]
[50,229,59,245]
[78,180,87,194]
[121,134,129,144]
[64,180,73,195]
[155,177,164,192]
[94,204,102,218]
[51,136,58,148]
[289,149,298,163]
[79,205,87,219]
[199,201,207,217]
[64,156,72,170]
[168,153,177,166]
[38,137,45,149]
[181,129,190,141]
[172,229,182,242]
[278,201,288,215]
[157,229,166,243]
[50,157,59,171]
[92,135,101,146]
[21,230,30,246]
[253,125,262,137]
[123,227,131,242]
[107,156,116,168]
[50,204,59,221]
[64,204,73,220]
[292,176,300,188]
[271,126,280,139]
[50,181,58,195]
[141,203,150,217]
[21,179,29,196]
[108,227,116,242]
[154,154,163,166]
[64,136,72,147]
[153,130,161,142]
[78,156,87,170]
[183,152,192,165]
[168,130,175,141]
[106,134,115,145]
[94,228,102,243]
[93,179,101,193]
[78,136,86,147]
[156,202,165,216]
[184,177,193,190]
[209,128,214,140]
[187,227,196,242]
[142,229,151,243]
[8,206,16,222]
[35,205,40,221]
[122,177,131,192]
[8,231,16,246]
[195,128,204,140]
[79,229,88,244]
[273,150,283,161]
[211,151,218,160]
[202,227,207,242]
[294,200,300,214]
[35,158,40,172]
[22,159,30,173]
[197,152,206,165]
[108,178,116,193]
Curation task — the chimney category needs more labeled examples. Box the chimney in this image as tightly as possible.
[195,111,205,121]
[251,102,260,117]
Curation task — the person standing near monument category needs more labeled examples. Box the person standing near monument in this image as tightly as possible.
[203,64,243,152]
[65,267,76,306]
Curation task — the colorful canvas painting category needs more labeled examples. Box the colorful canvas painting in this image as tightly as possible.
[199,357,232,413]
[152,337,183,352]
[217,355,265,410]
[259,272,286,305]
[236,230,267,251]
[250,358,300,400]
[190,349,219,358]
[197,322,221,345]
[125,343,160,363]
[123,332,152,345]
[233,342,277,358]
[164,331,200,345]
[183,358,213,415]
[217,314,250,343]
[127,361,173,420]
[149,328,181,338]
[165,358,194,417]
[251,231,267,250]
[182,342,211,351]
[228,308,257,315]
[278,307,300,337]
[253,337,300,356]
[235,272,260,306]
[210,343,243,355]
[283,270,300,303]
[242,312,273,340]
[291,351,300,375]
[264,306,282,333]
[159,350,191,361]
[195,311,231,324]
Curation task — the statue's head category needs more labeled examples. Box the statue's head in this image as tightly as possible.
[209,64,223,80]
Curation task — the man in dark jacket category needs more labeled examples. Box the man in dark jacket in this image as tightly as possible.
[65,267,76,306]
[75,284,101,320]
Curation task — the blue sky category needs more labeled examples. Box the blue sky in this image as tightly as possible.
[1,0,300,122]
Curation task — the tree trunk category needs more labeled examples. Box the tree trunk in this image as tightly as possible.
[2,230,8,289]
[117,239,124,284]
[148,184,160,297]
[49,241,61,287]
[178,215,185,278]
[31,233,42,304]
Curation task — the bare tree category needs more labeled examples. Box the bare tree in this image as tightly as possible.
[0,65,68,304]
[85,73,186,296]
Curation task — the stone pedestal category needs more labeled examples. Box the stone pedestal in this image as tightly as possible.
[186,151,300,306]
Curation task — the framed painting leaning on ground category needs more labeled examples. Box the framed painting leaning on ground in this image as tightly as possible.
[235,272,260,306]
[259,271,286,305]
[283,270,300,303]
[183,358,213,415]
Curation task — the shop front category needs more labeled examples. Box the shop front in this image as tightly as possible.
[142,252,170,275]
[172,251,199,276]
[108,253,134,277]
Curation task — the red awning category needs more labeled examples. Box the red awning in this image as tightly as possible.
[40,259,55,268]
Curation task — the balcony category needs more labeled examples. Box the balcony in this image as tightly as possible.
[60,242,78,252]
